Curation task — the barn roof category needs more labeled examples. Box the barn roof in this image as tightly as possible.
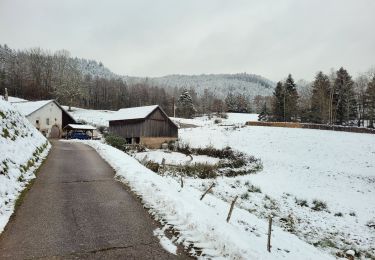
[12,100,54,116]
[110,105,159,121]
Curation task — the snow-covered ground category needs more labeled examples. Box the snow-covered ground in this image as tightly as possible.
[42,105,374,258]
[0,99,50,233]
[171,113,258,127]
[78,140,333,259]
[178,120,375,258]
[133,150,220,165]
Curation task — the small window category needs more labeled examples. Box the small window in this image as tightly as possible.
[46,118,50,125]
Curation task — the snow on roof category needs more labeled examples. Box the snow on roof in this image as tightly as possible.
[64,124,97,130]
[11,100,54,116]
[110,105,159,121]
[0,95,27,102]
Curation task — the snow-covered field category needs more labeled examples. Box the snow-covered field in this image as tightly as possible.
[55,107,375,258]
[79,140,333,259]
[0,100,50,233]
[178,117,375,259]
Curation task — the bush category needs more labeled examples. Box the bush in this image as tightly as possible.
[2,128,10,138]
[295,198,309,207]
[97,125,106,134]
[311,199,328,211]
[241,192,250,200]
[180,163,217,179]
[334,212,343,217]
[145,161,159,172]
[105,134,127,151]
[217,112,228,119]
[176,142,192,155]
[214,119,222,124]
[248,185,261,193]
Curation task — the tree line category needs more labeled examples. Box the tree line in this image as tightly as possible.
[259,67,375,128]
[0,44,249,117]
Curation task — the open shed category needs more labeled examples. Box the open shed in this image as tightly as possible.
[63,124,97,139]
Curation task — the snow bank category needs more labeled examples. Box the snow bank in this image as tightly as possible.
[80,140,333,259]
[0,99,50,233]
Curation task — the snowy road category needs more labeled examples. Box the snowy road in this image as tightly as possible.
[0,141,186,259]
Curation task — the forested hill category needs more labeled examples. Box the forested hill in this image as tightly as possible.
[125,74,275,99]
[73,58,276,99]
[0,44,275,113]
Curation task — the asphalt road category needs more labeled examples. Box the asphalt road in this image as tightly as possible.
[0,141,187,259]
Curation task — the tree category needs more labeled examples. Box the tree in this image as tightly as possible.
[176,89,196,118]
[354,75,369,127]
[311,72,331,123]
[54,60,83,111]
[258,102,270,121]
[284,74,299,121]
[366,76,375,128]
[332,67,356,125]
[225,92,237,112]
[271,81,285,121]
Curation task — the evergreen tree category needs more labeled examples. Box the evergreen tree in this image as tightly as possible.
[284,74,299,121]
[258,102,270,121]
[311,71,331,123]
[333,67,356,125]
[176,89,196,118]
[366,76,375,128]
[272,81,285,121]
[225,92,237,112]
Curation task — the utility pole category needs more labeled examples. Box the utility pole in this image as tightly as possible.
[4,88,8,101]
[172,97,176,117]
[283,85,286,122]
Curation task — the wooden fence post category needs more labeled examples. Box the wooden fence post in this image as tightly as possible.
[226,196,238,223]
[200,183,215,200]
[180,175,184,188]
[267,215,273,252]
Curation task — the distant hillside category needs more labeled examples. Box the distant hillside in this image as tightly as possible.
[73,58,121,80]
[125,73,275,99]
[72,57,276,99]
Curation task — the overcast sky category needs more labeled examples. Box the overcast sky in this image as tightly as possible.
[1,0,374,81]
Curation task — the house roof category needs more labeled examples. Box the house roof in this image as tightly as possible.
[64,124,96,130]
[11,100,54,116]
[110,105,159,121]
[11,99,77,124]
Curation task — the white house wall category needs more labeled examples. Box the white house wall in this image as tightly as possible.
[27,102,62,137]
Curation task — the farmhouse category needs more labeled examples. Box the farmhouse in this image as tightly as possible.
[11,100,76,138]
[109,105,178,148]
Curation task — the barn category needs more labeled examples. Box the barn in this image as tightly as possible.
[11,100,76,138]
[109,105,178,148]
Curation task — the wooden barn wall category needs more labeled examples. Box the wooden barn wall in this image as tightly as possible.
[109,108,178,138]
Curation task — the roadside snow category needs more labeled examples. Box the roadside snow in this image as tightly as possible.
[0,99,50,233]
[153,228,177,255]
[79,140,333,259]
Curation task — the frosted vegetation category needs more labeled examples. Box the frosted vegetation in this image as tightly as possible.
[0,100,50,233]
